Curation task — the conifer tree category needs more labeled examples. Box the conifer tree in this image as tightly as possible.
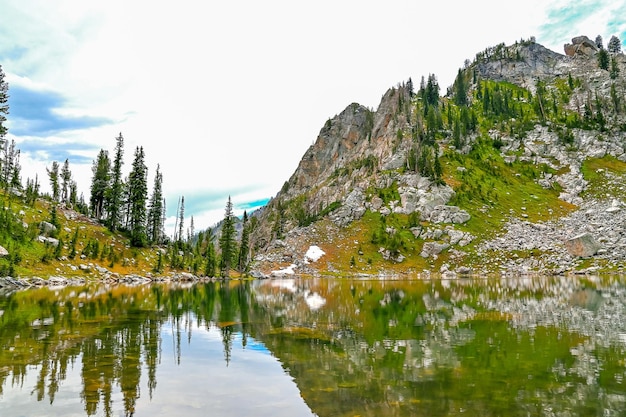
[425,74,440,107]
[595,35,604,49]
[204,241,216,277]
[608,35,622,54]
[147,164,164,244]
[454,68,468,106]
[176,196,185,243]
[127,146,148,246]
[219,196,237,278]
[90,149,110,220]
[60,159,72,204]
[0,65,8,154]
[598,48,610,70]
[237,210,250,273]
[47,161,60,202]
[610,56,620,79]
[105,133,125,231]
[69,180,78,207]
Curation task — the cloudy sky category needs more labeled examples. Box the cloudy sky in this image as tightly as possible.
[1,0,625,233]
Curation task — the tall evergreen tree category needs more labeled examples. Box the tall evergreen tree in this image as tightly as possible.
[608,35,622,54]
[105,133,125,231]
[610,56,620,79]
[146,164,164,244]
[69,180,78,207]
[219,196,237,278]
[453,68,468,106]
[127,146,148,246]
[425,73,440,107]
[0,65,8,153]
[60,159,72,204]
[47,161,60,202]
[1,139,20,190]
[598,48,610,70]
[176,196,185,242]
[237,211,250,273]
[595,35,604,49]
[90,149,111,220]
[204,240,217,277]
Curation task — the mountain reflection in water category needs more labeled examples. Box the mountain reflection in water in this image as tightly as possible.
[1,275,626,416]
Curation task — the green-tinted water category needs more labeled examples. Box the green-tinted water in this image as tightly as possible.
[1,276,626,416]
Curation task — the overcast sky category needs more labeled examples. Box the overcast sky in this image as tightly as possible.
[1,0,625,234]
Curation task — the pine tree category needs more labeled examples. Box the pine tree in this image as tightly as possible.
[608,35,622,54]
[90,149,110,220]
[610,56,620,79]
[105,133,125,231]
[1,139,20,190]
[598,48,610,70]
[127,146,148,246]
[204,241,216,277]
[0,65,9,150]
[69,180,78,207]
[237,211,250,273]
[454,68,468,106]
[176,196,185,243]
[425,74,440,107]
[595,35,604,49]
[146,164,164,244]
[47,161,60,202]
[60,159,72,204]
[219,196,237,278]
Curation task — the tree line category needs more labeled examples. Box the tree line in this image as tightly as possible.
[0,64,253,278]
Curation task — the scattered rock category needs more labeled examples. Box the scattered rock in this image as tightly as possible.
[565,233,602,258]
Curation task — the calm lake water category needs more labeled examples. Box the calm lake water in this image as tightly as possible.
[1,275,626,416]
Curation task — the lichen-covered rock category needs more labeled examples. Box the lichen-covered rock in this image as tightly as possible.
[565,233,601,258]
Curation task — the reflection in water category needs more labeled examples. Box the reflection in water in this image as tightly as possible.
[0,276,626,416]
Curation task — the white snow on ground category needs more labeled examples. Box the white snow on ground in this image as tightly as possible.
[271,264,296,276]
[304,245,325,263]
[305,292,326,310]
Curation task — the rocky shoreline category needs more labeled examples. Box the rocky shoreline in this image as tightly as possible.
[0,271,233,294]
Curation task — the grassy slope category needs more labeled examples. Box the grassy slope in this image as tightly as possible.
[0,195,166,278]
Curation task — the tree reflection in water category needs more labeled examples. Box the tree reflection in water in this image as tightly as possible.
[1,276,626,416]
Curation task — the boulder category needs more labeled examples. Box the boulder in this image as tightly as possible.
[565,233,601,258]
[420,242,450,258]
[39,221,57,236]
[0,245,8,257]
[564,35,598,57]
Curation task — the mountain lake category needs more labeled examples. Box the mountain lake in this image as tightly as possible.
[1,275,626,416]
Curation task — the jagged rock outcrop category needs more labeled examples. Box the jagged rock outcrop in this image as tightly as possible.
[564,35,599,57]
[474,41,568,90]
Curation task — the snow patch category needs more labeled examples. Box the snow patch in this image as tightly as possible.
[271,264,296,276]
[304,245,325,263]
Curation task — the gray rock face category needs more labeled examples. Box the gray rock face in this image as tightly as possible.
[565,233,602,258]
[330,188,366,226]
[475,42,567,90]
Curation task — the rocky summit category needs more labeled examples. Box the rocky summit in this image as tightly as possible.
[249,35,626,278]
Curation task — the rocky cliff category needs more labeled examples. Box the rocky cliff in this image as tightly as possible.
[250,36,626,278]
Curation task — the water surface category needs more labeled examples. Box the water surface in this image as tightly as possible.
[1,275,626,416]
